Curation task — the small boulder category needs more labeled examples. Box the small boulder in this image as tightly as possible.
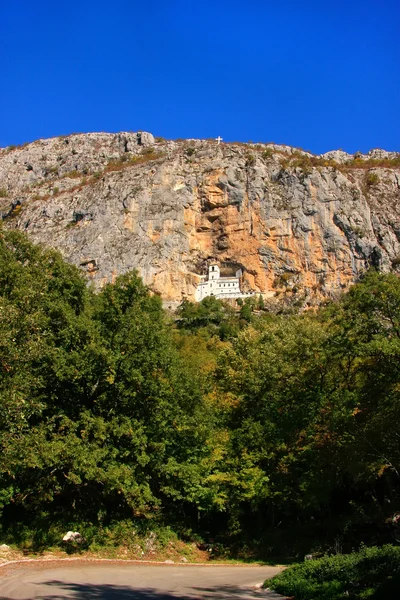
[164,559,174,564]
[137,132,155,146]
[392,513,400,524]
[368,149,398,160]
[62,531,83,543]
[180,556,188,563]
[0,544,10,551]
[319,150,352,164]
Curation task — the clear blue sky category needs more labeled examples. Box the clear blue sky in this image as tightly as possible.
[1,0,399,153]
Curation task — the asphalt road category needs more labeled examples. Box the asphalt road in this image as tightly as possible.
[0,561,285,599]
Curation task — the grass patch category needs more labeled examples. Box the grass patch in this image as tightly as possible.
[278,151,400,175]
[4,142,30,153]
[365,172,380,187]
[63,170,83,179]
[104,152,164,174]
[268,545,400,600]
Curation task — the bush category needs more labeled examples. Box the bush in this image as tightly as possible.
[365,172,380,187]
[245,154,256,166]
[63,170,82,179]
[268,545,400,600]
[391,255,400,267]
[262,148,274,160]
[105,152,163,174]
[140,147,155,156]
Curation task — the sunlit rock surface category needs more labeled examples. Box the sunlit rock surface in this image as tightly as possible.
[1,132,399,307]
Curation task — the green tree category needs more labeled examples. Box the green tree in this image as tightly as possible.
[211,271,400,541]
[176,296,239,339]
[0,230,216,528]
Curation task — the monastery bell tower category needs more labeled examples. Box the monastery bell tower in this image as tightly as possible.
[209,264,220,280]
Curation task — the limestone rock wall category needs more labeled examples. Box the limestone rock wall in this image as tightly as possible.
[1,132,399,306]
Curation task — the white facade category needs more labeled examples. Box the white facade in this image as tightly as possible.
[195,264,255,302]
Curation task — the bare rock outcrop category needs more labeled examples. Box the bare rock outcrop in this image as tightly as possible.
[1,132,399,306]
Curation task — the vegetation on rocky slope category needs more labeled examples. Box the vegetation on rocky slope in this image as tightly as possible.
[0,228,399,576]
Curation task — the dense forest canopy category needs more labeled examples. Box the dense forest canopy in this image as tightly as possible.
[0,227,399,559]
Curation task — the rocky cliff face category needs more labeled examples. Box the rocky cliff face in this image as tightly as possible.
[1,131,400,307]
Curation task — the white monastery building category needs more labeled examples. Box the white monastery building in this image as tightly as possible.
[195,264,255,302]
